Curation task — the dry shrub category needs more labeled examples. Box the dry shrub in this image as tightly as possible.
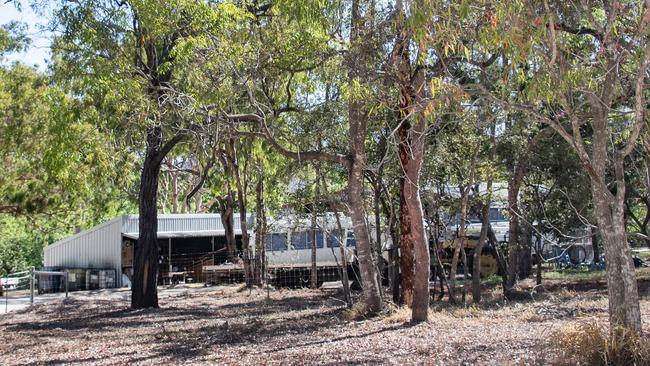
[382,304,412,323]
[342,301,370,321]
[551,322,650,366]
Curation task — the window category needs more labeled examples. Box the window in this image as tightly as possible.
[265,233,288,251]
[291,231,309,250]
[314,230,325,248]
[291,230,325,250]
[326,230,344,248]
[489,208,506,222]
[346,231,356,247]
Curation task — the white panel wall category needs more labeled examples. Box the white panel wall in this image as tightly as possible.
[44,217,123,286]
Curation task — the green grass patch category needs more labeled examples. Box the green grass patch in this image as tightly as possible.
[543,267,650,281]
[481,274,503,286]
[543,268,607,281]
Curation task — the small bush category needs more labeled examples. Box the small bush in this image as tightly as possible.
[551,322,650,365]
[382,305,411,323]
[342,301,370,321]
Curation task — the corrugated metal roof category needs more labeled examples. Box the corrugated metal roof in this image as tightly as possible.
[120,213,253,237]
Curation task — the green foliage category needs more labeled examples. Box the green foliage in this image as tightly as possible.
[0,64,124,218]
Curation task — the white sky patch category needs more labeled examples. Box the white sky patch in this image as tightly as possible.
[1,0,53,70]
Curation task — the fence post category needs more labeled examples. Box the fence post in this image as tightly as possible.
[64,270,69,299]
[29,267,34,305]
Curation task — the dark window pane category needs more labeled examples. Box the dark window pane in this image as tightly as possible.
[326,230,344,248]
[291,231,310,250]
[265,233,288,251]
[346,231,356,247]
[313,230,324,248]
[489,208,506,221]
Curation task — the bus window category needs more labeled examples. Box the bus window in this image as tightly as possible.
[289,231,325,250]
[291,231,309,250]
[346,231,356,247]
[326,230,344,248]
[489,208,506,222]
[265,233,288,251]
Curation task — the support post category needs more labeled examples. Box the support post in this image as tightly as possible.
[29,267,34,305]
[168,237,172,284]
[64,270,69,299]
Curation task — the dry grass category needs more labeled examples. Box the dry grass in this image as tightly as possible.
[550,322,650,366]
[0,279,648,365]
[382,304,411,323]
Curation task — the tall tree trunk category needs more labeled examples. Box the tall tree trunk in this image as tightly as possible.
[227,138,252,286]
[219,150,237,262]
[132,126,183,308]
[592,229,600,263]
[394,7,430,321]
[345,0,382,315]
[591,109,641,331]
[347,149,381,313]
[397,99,429,321]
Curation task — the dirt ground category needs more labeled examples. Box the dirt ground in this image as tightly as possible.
[1,279,649,366]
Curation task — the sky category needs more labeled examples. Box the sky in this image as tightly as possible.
[1,0,53,69]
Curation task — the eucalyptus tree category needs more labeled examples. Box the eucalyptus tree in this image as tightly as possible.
[476,0,650,332]
[190,0,387,313]
[51,0,245,308]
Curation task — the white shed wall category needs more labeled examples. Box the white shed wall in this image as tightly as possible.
[44,217,123,286]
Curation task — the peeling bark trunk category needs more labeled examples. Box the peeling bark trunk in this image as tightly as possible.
[394,9,430,320]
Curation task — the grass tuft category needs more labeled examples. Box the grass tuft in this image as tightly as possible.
[550,322,650,366]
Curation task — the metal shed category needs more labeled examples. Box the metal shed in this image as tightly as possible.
[43,214,251,287]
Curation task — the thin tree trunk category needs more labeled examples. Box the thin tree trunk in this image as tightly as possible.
[373,178,384,290]
[472,122,496,303]
[310,165,321,290]
[450,185,470,303]
[227,138,252,286]
[472,183,493,303]
[320,174,352,305]
[345,0,382,315]
[171,168,179,213]
[535,231,543,286]
[254,175,265,286]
